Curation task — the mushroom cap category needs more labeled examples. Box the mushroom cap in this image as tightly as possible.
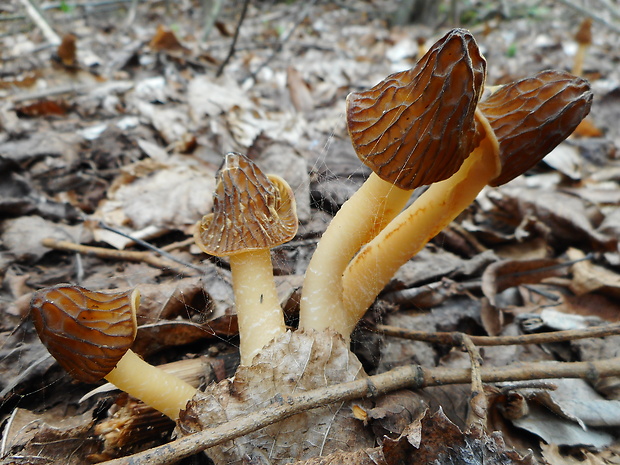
[31,285,139,383]
[478,70,593,187]
[346,28,486,191]
[195,152,298,257]
[575,18,592,46]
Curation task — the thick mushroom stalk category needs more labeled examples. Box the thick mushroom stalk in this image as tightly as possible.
[299,28,486,336]
[30,285,196,420]
[194,153,298,366]
[340,70,593,332]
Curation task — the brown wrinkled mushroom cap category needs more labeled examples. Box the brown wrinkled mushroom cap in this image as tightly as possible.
[478,70,593,186]
[195,152,298,257]
[346,28,486,190]
[31,285,138,383]
[575,18,592,46]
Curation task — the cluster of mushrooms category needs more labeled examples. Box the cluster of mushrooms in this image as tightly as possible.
[31,28,593,460]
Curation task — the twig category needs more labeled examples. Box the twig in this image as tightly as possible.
[99,357,620,465]
[457,334,487,430]
[98,222,205,273]
[555,0,620,35]
[42,238,200,277]
[17,0,61,45]
[202,0,225,42]
[245,0,319,83]
[370,321,620,346]
[215,0,249,77]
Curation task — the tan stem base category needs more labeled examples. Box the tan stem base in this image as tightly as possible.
[105,350,196,420]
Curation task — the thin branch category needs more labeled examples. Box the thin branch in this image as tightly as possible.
[216,0,250,77]
[98,222,205,273]
[555,0,620,35]
[17,0,62,45]
[370,321,620,346]
[99,357,620,465]
[457,334,487,430]
[42,238,200,277]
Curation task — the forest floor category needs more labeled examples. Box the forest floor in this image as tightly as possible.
[2,0,620,464]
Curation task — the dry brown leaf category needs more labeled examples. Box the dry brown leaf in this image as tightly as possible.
[287,66,314,113]
[481,257,564,306]
[179,329,373,465]
[382,409,534,465]
[568,248,620,298]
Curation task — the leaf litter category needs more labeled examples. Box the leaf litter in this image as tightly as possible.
[2,0,620,464]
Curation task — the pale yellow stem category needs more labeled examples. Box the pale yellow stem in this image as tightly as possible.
[105,349,196,420]
[299,173,411,336]
[230,251,286,365]
[341,113,500,337]
[572,43,588,76]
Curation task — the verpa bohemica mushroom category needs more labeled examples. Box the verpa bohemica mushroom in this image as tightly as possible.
[340,70,593,332]
[194,152,298,366]
[31,285,196,420]
[299,28,486,337]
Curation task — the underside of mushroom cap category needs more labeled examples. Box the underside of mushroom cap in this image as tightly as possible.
[195,152,298,257]
[479,70,593,186]
[346,28,486,190]
[30,285,138,383]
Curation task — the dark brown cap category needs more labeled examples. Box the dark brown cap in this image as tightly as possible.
[479,70,593,186]
[346,28,486,190]
[195,153,298,256]
[31,285,139,383]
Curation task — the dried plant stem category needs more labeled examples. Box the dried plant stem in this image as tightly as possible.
[215,0,249,76]
[99,357,620,465]
[17,0,61,45]
[42,238,199,277]
[371,322,620,346]
[457,334,488,430]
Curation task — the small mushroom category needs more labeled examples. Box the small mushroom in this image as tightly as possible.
[572,18,592,77]
[194,152,298,366]
[299,29,486,337]
[340,70,593,331]
[31,285,196,420]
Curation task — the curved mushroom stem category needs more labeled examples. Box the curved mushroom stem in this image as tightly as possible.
[104,350,197,421]
[299,173,410,336]
[340,111,500,336]
[230,250,286,365]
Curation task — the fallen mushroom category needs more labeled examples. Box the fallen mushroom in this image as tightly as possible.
[340,70,593,330]
[30,284,196,420]
[299,28,486,337]
[194,152,298,366]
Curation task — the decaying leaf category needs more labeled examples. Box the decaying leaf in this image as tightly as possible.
[382,409,534,465]
[179,329,374,464]
[481,257,565,306]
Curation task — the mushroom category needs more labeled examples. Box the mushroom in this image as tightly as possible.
[299,28,486,337]
[340,70,593,331]
[30,284,196,420]
[194,152,298,366]
[572,18,592,77]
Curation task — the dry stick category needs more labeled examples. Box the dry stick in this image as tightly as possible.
[457,334,487,430]
[214,0,248,75]
[98,222,205,273]
[17,0,61,45]
[555,0,620,35]
[99,357,620,465]
[42,238,199,277]
[371,321,620,346]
